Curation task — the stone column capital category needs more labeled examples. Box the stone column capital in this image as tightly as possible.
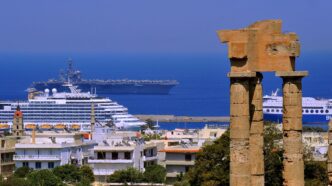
[228,71,257,78]
[275,71,308,78]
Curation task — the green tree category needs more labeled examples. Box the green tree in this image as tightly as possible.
[14,167,33,178]
[53,164,81,183]
[143,164,166,183]
[142,134,161,141]
[79,165,95,183]
[264,123,283,186]
[0,176,31,186]
[27,169,63,186]
[107,167,144,183]
[75,177,92,186]
[305,161,328,186]
[184,129,230,186]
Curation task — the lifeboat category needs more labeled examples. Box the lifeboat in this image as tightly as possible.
[25,124,36,129]
[82,133,91,139]
[0,124,9,129]
[41,124,52,129]
[71,124,80,130]
[54,124,66,129]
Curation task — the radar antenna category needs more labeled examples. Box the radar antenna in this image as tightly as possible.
[271,89,279,96]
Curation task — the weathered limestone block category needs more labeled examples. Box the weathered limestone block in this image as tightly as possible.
[328,119,332,185]
[283,105,302,118]
[283,160,305,186]
[218,20,300,72]
[282,117,302,131]
[230,104,250,116]
[283,93,302,106]
[250,110,263,122]
[230,139,251,186]
[249,134,264,174]
[250,121,264,134]
[283,131,303,155]
[249,74,264,186]
[229,73,252,186]
[277,71,307,186]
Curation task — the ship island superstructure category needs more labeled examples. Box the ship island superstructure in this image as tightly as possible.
[31,60,179,94]
[0,84,146,131]
[263,89,332,124]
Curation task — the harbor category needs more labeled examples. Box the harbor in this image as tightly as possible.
[0,0,331,185]
[135,114,230,123]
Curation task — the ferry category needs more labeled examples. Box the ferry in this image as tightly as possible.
[263,89,331,124]
[0,84,146,131]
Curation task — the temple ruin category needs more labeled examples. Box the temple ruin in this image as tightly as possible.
[218,20,308,186]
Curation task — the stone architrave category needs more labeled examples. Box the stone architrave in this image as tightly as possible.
[218,20,300,73]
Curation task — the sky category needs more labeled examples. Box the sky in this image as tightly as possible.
[0,0,331,55]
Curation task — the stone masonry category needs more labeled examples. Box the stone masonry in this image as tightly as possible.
[218,20,308,186]
[249,72,264,185]
[277,71,307,186]
[228,72,253,185]
[328,119,332,185]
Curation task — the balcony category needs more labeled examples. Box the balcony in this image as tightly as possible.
[143,156,158,161]
[93,168,114,176]
[13,155,61,161]
[165,160,195,166]
[1,159,14,165]
[88,158,133,164]
[166,172,179,177]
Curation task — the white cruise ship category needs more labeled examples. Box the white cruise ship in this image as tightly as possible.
[263,89,332,124]
[0,84,145,131]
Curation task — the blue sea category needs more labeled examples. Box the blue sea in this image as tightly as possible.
[0,52,331,130]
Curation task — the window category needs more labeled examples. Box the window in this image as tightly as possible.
[97,152,106,160]
[185,154,192,161]
[23,162,29,167]
[271,109,274,112]
[112,152,118,160]
[321,110,324,113]
[266,109,270,112]
[326,110,330,113]
[48,162,54,169]
[276,109,279,112]
[185,166,190,172]
[315,110,319,113]
[310,110,314,113]
[124,152,131,160]
[35,162,41,169]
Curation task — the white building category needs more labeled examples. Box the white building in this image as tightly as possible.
[88,127,160,182]
[14,131,96,169]
[158,142,199,181]
[302,132,328,161]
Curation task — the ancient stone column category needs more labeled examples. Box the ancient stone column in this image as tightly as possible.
[249,72,264,186]
[276,71,308,186]
[328,119,332,185]
[228,72,256,186]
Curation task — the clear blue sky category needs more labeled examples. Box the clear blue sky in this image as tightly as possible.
[0,0,331,55]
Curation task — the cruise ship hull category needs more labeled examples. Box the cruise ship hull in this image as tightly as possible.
[264,113,331,124]
[33,82,177,95]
